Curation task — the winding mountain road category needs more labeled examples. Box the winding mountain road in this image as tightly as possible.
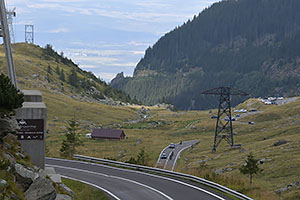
[156,140,199,170]
[46,157,231,200]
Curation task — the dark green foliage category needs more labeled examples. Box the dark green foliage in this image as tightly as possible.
[42,43,142,104]
[59,69,65,81]
[56,66,60,75]
[0,73,24,112]
[112,0,300,110]
[60,119,83,158]
[47,65,52,74]
[126,157,137,164]
[136,148,147,165]
[68,69,78,88]
[239,152,263,186]
[126,148,148,165]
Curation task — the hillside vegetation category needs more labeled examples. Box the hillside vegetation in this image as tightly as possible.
[0,43,138,105]
[111,0,300,110]
[1,43,299,199]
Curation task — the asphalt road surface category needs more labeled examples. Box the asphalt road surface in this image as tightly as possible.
[46,157,231,200]
[156,140,199,170]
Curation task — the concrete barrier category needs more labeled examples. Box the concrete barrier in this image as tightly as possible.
[16,90,47,169]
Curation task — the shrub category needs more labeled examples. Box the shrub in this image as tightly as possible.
[0,73,24,113]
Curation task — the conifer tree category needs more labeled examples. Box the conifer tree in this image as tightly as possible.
[59,69,65,81]
[239,152,263,187]
[0,73,24,113]
[56,66,60,75]
[60,119,83,158]
[47,65,52,74]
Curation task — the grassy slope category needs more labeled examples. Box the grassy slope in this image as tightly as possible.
[1,43,299,199]
[62,178,108,200]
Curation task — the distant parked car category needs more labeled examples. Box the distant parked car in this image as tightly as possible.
[169,143,175,148]
[161,152,167,159]
[248,121,255,125]
[85,133,92,139]
[235,114,240,118]
[211,115,218,119]
[249,109,257,112]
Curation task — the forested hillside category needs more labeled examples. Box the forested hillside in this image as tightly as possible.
[0,43,138,105]
[111,0,300,110]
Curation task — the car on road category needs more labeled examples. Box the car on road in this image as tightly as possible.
[211,115,218,119]
[169,143,175,148]
[160,152,167,159]
[248,121,255,125]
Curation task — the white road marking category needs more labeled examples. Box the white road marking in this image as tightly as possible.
[155,145,169,167]
[61,175,121,200]
[171,145,192,171]
[46,157,226,200]
[47,164,174,200]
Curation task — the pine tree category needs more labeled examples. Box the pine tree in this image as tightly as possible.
[0,73,24,113]
[47,65,52,74]
[56,66,60,75]
[60,119,83,158]
[239,152,263,187]
[68,69,78,87]
[59,69,65,81]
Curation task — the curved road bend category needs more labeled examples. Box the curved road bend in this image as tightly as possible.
[46,157,232,200]
[156,140,199,170]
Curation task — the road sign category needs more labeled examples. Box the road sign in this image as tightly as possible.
[16,119,44,140]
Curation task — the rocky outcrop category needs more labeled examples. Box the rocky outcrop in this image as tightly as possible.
[0,114,19,139]
[25,177,56,200]
[111,72,125,87]
[0,115,75,200]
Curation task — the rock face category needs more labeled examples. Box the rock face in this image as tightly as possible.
[25,177,56,200]
[15,163,39,191]
[111,72,125,87]
[0,115,75,200]
[0,115,19,138]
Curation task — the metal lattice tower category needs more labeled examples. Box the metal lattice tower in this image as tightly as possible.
[25,25,34,44]
[202,87,248,152]
[6,7,16,43]
[0,0,17,87]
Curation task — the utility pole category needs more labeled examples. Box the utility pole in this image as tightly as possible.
[202,86,248,152]
[0,0,17,87]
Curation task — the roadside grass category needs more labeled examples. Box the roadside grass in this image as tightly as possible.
[62,178,108,200]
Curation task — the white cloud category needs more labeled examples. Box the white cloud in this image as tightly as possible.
[80,65,97,69]
[49,28,69,33]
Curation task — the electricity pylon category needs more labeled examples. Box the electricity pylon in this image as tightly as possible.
[7,7,16,43]
[202,86,248,152]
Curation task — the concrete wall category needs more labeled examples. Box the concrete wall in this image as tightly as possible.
[16,90,47,169]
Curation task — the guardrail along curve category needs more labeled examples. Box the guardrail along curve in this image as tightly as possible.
[73,154,253,200]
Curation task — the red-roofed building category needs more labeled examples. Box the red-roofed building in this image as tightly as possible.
[91,128,126,140]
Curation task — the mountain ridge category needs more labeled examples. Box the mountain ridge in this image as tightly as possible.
[111,0,300,110]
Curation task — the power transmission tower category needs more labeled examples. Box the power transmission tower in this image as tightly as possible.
[25,25,34,44]
[202,86,248,152]
[0,0,17,87]
[6,7,16,43]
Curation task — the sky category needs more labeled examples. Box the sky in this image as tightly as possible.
[6,0,218,82]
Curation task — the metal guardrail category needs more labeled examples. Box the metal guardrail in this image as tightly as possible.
[73,154,253,200]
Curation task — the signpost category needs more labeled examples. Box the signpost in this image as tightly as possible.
[16,91,47,169]
[17,119,44,140]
